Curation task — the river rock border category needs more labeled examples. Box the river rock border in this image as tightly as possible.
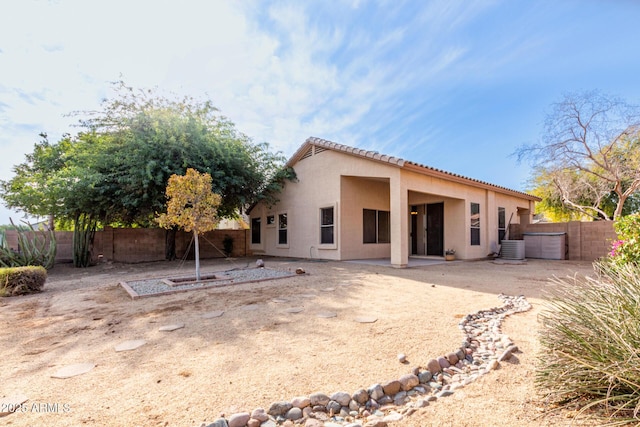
[199,294,532,427]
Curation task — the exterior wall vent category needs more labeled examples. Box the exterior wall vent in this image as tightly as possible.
[500,240,525,260]
[300,146,313,161]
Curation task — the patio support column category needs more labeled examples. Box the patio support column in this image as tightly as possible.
[390,175,408,268]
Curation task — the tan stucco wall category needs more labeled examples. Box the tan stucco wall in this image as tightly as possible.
[250,146,535,264]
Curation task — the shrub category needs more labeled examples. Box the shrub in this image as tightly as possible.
[537,261,640,424]
[0,220,56,269]
[608,213,640,267]
[0,266,47,297]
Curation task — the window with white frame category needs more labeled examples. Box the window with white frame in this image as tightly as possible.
[363,209,390,244]
[320,207,334,244]
[278,213,288,245]
[470,202,480,246]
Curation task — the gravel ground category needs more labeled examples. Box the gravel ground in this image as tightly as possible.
[123,267,296,297]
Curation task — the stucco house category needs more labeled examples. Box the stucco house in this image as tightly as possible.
[248,137,540,268]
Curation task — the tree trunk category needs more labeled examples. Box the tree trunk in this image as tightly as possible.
[165,228,177,260]
[194,230,200,281]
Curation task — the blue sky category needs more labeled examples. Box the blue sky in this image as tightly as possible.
[1,0,640,225]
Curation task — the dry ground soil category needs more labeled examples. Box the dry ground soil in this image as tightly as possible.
[1,257,600,427]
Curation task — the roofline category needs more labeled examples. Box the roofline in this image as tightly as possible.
[289,137,540,202]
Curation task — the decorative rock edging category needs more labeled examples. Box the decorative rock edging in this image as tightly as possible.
[198,294,532,427]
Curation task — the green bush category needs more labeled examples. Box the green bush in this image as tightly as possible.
[609,213,640,267]
[0,266,47,297]
[537,261,640,424]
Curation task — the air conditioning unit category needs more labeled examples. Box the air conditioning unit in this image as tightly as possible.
[501,240,525,260]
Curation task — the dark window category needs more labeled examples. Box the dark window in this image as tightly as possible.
[498,207,506,243]
[251,217,261,244]
[266,215,275,226]
[471,203,480,246]
[378,210,390,243]
[320,207,334,244]
[278,213,287,245]
[363,209,390,244]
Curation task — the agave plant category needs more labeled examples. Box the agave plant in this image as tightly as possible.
[0,219,56,269]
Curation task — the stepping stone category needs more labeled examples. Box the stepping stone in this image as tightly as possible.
[241,304,260,311]
[354,316,378,323]
[202,310,224,319]
[0,394,28,415]
[316,312,337,318]
[285,307,304,314]
[115,339,146,352]
[321,287,336,292]
[51,363,96,379]
[159,323,185,332]
[272,298,288,303]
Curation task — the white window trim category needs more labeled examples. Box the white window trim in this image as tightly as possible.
[276,211,289,248]
[318,203,338,250]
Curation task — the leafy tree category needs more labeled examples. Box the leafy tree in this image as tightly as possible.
[157,169,221,280]
[0,82,296,266]
[517,90,640,220]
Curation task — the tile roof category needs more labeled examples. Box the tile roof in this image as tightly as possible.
[289,136,540,201]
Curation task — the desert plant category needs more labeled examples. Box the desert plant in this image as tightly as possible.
[222,234,234,257]
[0,266,47,297]
[537,260,640,424]
[0,219,56,269]
[608,213,640,267]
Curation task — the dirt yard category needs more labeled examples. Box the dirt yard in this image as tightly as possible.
[1,257,598,427]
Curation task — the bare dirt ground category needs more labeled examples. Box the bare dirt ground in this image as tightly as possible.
[1,257,599,427]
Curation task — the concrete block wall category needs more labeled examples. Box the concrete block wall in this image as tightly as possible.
[510,221,616,261]
[4,227,250,264]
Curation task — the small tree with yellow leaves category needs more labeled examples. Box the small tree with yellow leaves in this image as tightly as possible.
[157,168,221,281]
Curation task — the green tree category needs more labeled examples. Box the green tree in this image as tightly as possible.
[1,82,295,266]
[157,169,221,280]
[517,90,640,220]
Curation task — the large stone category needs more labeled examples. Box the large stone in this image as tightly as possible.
[0,394,28,415]
[285,407,303,420]
[326,400,341,414]
[398,374,419,391]
[368,384,384,401]
[330,391,351,407]
[51,363,96,379]
[418,370,432,384]
[437,356,451,369]
[304,419,323,427]
[445,352,459,365]
[158,323,185,332]
[114,339,146,352]
[291,396,311,409]
[251,408,269,422]
[228,412,250,427]
[268,401,292,417]
[381,380,401,396]
[426,359,442,375]
[352,388,369,405]
[247,419,261,427]
[309,392,330,406]
[207,419,228,427]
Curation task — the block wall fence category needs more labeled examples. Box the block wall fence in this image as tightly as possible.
[4,221,615,264]
[3,227,251,264]
[509,221,616,261]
